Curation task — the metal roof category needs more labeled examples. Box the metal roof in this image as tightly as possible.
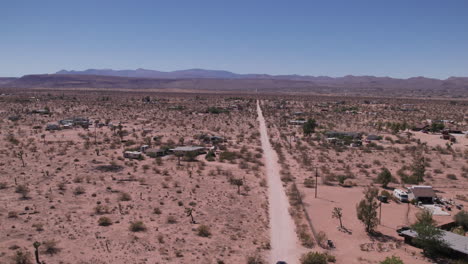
[170,146,205,152]
[409,186,436,198]
[401,229,468,255]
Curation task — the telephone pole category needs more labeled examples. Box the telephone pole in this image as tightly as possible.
[315,167,318,198]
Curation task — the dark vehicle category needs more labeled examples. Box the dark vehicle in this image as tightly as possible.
[377,195,388,203]
[276,262,287,264]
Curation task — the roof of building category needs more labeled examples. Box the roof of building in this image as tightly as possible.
[401,229,468,255]
[146,148,166,153]
[171,146,205,152]
[409,186,435,198]
[124,151,141,155]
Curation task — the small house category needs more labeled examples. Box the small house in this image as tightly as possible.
[407,185,435,204]
[123,151,142,159]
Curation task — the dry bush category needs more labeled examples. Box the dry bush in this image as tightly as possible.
[129,221,146,232]
[42,240,60,255]
[197,225,211,237]
[98,217,113,226]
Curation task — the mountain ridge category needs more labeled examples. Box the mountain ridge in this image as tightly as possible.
[55,68,464,82]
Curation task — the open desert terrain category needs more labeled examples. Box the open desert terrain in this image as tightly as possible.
[0,89,467,264]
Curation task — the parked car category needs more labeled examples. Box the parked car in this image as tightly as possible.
[377,195,388,203]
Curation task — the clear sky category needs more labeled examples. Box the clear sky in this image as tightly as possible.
[1,0,467,78]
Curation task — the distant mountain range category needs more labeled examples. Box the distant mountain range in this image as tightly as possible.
[54,68,467,84]
[1,68,467,97]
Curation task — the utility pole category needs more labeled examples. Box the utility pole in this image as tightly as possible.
[379,202,382,224]
[315,167,318,198]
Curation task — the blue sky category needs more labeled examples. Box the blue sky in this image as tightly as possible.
[1,0,467,78]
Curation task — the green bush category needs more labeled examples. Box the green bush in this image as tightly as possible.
[300,252,328,264]
[380,256,404,264]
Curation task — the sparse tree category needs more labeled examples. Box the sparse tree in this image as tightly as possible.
[303,119,317,136]
[376,168,392,188]
[356,186,379,233]
[231,178,243,194]
[332,207,344,228]
[411,209,449,257]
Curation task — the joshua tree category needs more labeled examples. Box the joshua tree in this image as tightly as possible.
[16,150,25,167]
[231,178,244,194]
[33,241,41,264]
[185,208,195,224]
[332,207,344,229]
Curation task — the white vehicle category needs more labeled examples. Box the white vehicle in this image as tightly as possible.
[393,189,409,202]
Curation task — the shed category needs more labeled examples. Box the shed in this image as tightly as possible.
[408,186,435,204]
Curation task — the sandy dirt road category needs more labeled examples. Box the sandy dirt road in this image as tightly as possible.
[257,100,302,264]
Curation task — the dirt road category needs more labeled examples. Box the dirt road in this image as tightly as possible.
[257,100,301,264]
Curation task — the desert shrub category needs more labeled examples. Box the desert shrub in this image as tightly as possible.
[454,210,468,231]
[15,184,30,199]
[300,252,328,264]
[11,250,32,264]
[73,186,85,195]
[119,192,132,201]
[205,151,216,161]
[153,207,162,214]
[446,174,457,180]
[167,215,177,224]
[299,230,315,248]
[379,255,404,264]
[57,182,66,191]
[42,240,60,255]
[0,182,7,189]
[316,231,328,248]
[197,225,211,237]
[246,254,265,264]
[32,223,44,232]
[94,205,110,215]
[304,177,315,188]
[8,211,18,218]
[451,226,465,236]
[98,217,113,226]
[219,151,238,161]
[129,221,146,232]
